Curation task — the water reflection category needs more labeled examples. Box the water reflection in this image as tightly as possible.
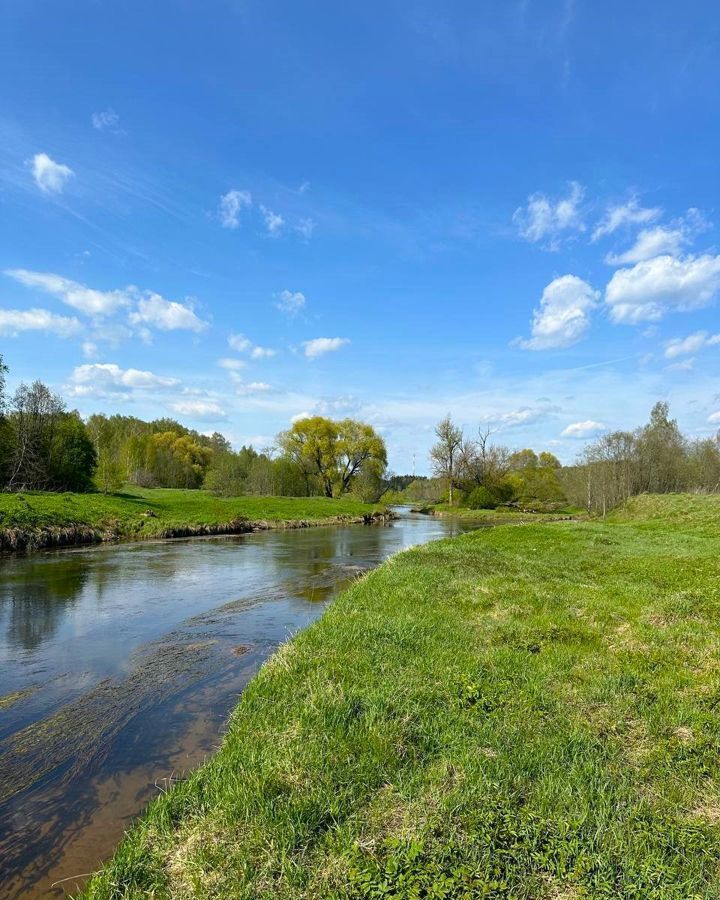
[0,512,476,899]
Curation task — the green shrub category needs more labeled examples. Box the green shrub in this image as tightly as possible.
[466,486,497,509]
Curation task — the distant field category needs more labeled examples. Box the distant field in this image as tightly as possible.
[0,487,382,547]
[81,493,720,898]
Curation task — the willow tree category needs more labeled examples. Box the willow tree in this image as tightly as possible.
[278,416,386,497]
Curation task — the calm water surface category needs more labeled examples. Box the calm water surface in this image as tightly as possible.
[0,510,478,899]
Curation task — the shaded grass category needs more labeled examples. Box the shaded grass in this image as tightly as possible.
[0,487,381,546]
[80,495,720,898]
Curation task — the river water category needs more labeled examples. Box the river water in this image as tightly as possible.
[0,509,477,899]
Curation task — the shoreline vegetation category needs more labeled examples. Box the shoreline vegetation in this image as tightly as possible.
[0,487,394,552]
[79,493,720,898]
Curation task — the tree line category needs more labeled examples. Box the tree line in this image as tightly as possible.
[0,355,388,498]
[559,402,720,515]
[429,415,565,509]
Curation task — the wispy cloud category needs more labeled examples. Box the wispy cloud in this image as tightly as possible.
[302,337,350,359]
[664,331,720,358]
[275,289,306,315]
[591,197,661,242]
[218,189,252,229]
[170,399,227,420]
[30,153,74,193]
[0,307,82,337]
[5,268,130,316]
[227,333,277,358]
[91,109,122,133]
[513,181,584,248]
[260,205,284,237]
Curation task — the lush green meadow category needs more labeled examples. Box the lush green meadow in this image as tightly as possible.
[0,487,383,548]
[78,494,720,898]
[418,502,582,523]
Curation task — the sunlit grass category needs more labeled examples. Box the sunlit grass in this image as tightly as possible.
[0,486,381,540]
[80,494,720,898]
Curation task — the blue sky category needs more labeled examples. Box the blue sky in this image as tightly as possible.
[1,0,719,473]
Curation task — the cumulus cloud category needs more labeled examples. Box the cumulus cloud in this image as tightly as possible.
[91,109,121,132]
[561,420,605,437]
[275,289,306,315]
[605,254,720,323]
[591,198,661,241]
[513,181,585,247]
[218,189,252,229]
[68,363,179,398]
[31,153,74,193]
[170,399,227,420]
[0,307,82,338]
[708,411,720,424]
[129,293,208,332]
[518,275,599,350]
[302,337,350,359]
[664,331,720,358]
[260,205,284,236]
[5,268,130,316]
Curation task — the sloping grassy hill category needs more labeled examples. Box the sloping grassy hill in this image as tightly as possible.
[0,487,382,550]
[80,495,720,898]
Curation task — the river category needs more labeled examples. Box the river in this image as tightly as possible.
[0,509,479,899]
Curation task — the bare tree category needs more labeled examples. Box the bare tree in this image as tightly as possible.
[430,415,463,504]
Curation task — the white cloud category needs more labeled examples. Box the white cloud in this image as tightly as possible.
[591,198,661,241]
[518,275,599,350]
[605,209,709,265]
[605,226,687,266]
[228,333,276,358]
[260,205,284,236]
[605,254,720,324]
[68,363,179,397]
[302,337,350,359]
[664,331,720,359]
[275,289,306,315]
[91,109,121,132]
[31,153,74,193]
[666,358,695,372]
[513,181,585,247]
[217,357,247,370]
[708,411,720,424]
[82,341,99,358]
[250,346,276,359]
[170,399,227,420]
[235,381,271,395]
[5,269,130,316]
[0,307,82,338]
[561,420,605,437]
[228,333,252,352]
[129,293,208,332]
[291,411,311,423]
[218,189,252,229]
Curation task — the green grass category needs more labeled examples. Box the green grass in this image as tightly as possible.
[0,486,381,540]
[421,503,582,523]
[80,494,720,898]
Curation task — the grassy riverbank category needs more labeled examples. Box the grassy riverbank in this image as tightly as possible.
[80,493,720,898]
[0,488,386,551]
[416,502,582,523]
